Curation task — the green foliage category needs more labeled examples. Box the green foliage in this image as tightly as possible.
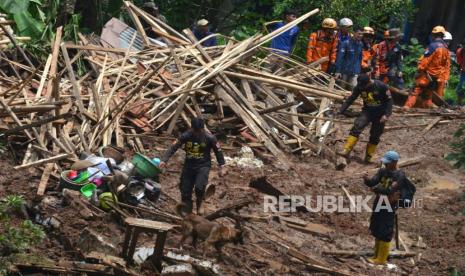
[0,220,45,254]
[0,0,45,39]
[2,195,25,211]
[0,195,45,259]
[446,124,465,169]
[402,38,424,88]
[444,63,460,104]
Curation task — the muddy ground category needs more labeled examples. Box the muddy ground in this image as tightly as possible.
[1,113,465,275]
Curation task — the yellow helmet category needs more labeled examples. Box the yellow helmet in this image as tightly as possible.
[322,18,337,29]
[363,26,375,35]
[432,25,446,35]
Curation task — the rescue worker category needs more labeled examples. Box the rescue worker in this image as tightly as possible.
[264,10,299,72]
[456,40,465,105]
[160,117,225,215]
[339,74,393,162]
[335,28,363,88]
[375,29,404,88]
[364,150,407,265]
[141,2,167,38]
[306,18,338,73]
[193,19,217,47]
[337,18,353,44]
[142,2,167,23]
[404,26,451,108]
[361,26,377,73]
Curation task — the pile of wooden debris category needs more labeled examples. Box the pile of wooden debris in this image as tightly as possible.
[1,1,463,194]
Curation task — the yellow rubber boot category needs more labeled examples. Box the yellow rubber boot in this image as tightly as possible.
[341,135,358,157]
[367,239,380,262]
[364,143,378,163]
[368,241,390,265]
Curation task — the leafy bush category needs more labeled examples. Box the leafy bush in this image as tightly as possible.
[402,38,424,88]
[0,195,45,257]
[444,64,460,104]
[446,124,465,169]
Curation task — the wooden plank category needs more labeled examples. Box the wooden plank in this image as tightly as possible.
[124,217,174,231]
[1,112,73,136]
[61,44,86,115]
[421,117,442,136]
[323,250,416,258]
[0,24,34,68]
[285,222,333,236]
[240,79,255,102]
[341,186,356,210]
[45,27,63,100]
[37,163,54,195]
[14,153,70,170]
[286,93,299,135]
[66,44,134,54]
[258,101,299,115]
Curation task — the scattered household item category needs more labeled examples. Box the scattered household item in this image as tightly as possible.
[67,170,78,179]
[92,178,103,187]
[151,158,161,167]
[132,153,162,179]
[144,178,161,202]
[85,155,116,180]
[117,160,136,175]
[60,170,90,191]
[99,192,118,210]
[99,145,125,164]
[74,171,91,183]
[125,179,146,205]
[122,217,174,270]
[71,160,95,171]
[80,183,97,199]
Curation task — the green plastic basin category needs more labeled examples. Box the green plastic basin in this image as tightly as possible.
[131,153,161,179]
[80,183,97,199]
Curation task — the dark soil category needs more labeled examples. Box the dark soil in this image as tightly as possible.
[1,115,465,275]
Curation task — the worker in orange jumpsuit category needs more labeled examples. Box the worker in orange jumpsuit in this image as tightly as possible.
[375,29,404,88]
[361,27,377,74]
[404,26,451,108]
[306,18,338,73]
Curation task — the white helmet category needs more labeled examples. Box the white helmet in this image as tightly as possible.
[444,31,452,41]
[339,18,353,27]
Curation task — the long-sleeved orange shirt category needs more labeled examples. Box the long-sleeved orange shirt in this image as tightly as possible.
[418,39,450,82]
[306,30,337,72]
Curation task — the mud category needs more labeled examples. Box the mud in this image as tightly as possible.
[1,116,465,275]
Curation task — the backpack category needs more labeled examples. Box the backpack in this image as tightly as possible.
[398,176,416,208]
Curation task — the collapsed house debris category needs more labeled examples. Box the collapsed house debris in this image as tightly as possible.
[1,1,465,275]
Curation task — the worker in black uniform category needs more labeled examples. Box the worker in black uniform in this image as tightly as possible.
[363,150,406,265]
[338,73,393,162]
[160,118,225,215]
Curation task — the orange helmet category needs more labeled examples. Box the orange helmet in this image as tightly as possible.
[363,26,375,35]
[432,26,446,35]
[322,18,337,29]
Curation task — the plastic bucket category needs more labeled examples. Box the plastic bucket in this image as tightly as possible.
[80,183,97,199]
[60,170,89,191]
[131,153,161,179]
